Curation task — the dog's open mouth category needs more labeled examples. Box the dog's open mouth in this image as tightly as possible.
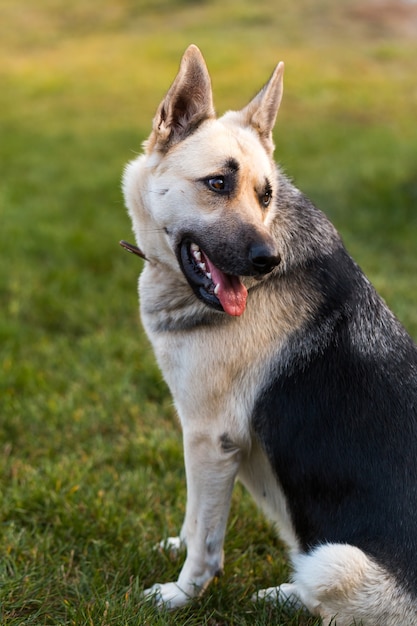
[179,240,248,316]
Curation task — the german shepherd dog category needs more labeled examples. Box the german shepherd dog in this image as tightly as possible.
[122,45,417,625]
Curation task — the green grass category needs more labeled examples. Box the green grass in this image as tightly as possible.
[1,0,417,623]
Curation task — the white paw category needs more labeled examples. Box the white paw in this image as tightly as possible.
[157,536,184,555]
[252,583,304,609]
[144,582,190,609]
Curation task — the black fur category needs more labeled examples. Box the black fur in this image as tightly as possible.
[253,228,417,596]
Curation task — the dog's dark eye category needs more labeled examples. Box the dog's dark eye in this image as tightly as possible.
[261,185,272,208]
[202,172,235,195]
[207,177,226,192]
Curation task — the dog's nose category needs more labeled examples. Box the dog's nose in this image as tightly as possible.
[248,243,280,275]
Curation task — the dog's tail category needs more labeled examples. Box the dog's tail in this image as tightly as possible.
[292,543,417,626]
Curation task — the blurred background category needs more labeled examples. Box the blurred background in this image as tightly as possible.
[1,1,417,624]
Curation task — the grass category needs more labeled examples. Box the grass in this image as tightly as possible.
[1,0,417,623]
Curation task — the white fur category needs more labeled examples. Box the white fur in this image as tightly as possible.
[254,544,417,625]
[291,544,417,625]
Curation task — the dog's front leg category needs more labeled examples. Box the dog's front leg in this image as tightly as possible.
[145,427,241,609]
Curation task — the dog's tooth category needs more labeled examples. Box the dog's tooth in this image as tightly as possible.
[190,243,200,252]
[198,262,206,272]
[214,284,220,295]
[206,272,212,280]
[193,250,202,262]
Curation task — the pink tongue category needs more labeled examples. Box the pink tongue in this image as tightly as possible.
[204,256,248,317]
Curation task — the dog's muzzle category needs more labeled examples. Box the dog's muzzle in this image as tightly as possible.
[247,242,281,276]
[178,238,280,317]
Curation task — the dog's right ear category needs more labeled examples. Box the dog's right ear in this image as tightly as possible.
[146,45,215,153]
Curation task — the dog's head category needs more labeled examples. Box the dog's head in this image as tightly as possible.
[123,45,284,316]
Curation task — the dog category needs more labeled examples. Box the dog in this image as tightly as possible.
[121,45,417,625]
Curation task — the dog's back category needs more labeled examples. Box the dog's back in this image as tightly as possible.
[253,181,417,621]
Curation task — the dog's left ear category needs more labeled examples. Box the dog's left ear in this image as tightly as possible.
[240,61,284,155]
[147,45,215,153]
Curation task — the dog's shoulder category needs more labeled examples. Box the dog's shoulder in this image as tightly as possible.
[252,243,417,591]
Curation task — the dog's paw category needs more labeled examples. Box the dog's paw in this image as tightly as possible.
[252,583,303,609]
[144,582,190,609]
[156,536,184,557]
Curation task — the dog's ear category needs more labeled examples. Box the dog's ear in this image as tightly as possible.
[147,45,215,153]
[239,61,284,155]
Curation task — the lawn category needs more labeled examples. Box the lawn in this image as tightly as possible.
[1,0,417,624]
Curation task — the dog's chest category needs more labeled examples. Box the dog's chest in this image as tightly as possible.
[139,269,243,405]
[149,322,253,425]
[138,263,302,434]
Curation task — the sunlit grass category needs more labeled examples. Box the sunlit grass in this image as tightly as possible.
[1,0,416,623]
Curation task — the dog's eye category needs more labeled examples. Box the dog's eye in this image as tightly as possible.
[261,185,272,208]
[207,177,226,192]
